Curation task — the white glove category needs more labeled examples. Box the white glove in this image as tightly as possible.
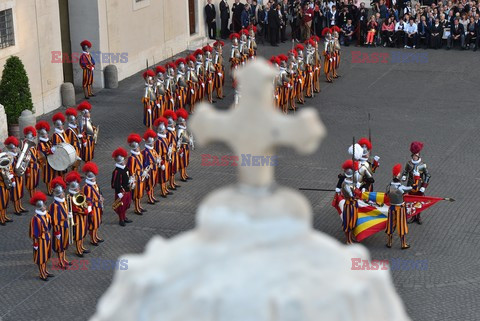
[413,170,420,177]
[12,182,16,188]
[201,83,205,88]
[161,164,165,171]
[356,182,361,189]
[51,146,57,153]
[33,245,38,250]
[92,66,95,71]
[401,175,407,181]
[156,103,160,108]
[180,153,184,157]
[76,156,82,161]
[83,142,87,147]
[148,109,152,114]
[78,134,83,138]
[362,188,366,192]
[374,155,380,162]
[56,234,61,240]
[8,174,13,179]
[170,98,174,103]
[218,73,223,77]
[420,187,425,193]
[190,89,194,94]
[68,213,73,219]
[117,193,124,199]
[335,187,341,193]
[87,206,92,213]
[329,58,332,62]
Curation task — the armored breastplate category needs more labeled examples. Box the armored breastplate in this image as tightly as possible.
[341,180,354,199]
[387,183,404,205]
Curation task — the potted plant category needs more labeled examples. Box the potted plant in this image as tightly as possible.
[0,56,34,137]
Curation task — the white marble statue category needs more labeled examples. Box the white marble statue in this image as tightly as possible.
[89,58,411,321]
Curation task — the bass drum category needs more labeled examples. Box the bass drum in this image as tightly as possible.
[47,143,77,171]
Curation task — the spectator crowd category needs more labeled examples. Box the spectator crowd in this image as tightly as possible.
[210,0,480,50]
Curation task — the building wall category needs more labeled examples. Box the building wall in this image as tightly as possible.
[69,0,210,89]
[0,0,63,121]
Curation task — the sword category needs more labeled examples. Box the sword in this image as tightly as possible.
[368,112,372,149]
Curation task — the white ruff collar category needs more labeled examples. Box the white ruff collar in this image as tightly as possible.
[145,144,153,150]
[55,128,64,134]
[167,127,175,131]
[39,137,49,142]
[86,179,96,186]
[178,125,186,130]
[69,189,78,195]
[157,133,167,139]
[69,124,77,129]
[344,178,353,184]
[36,209,47,216]
[54,197,65,203]
[411,158,422,164]
[131,150,140,156]
[116,163,126,169]
[8,151,18,157]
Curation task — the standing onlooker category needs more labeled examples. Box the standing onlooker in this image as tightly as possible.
[356,2,369,45]
[241,4,251,29]
[205,0,217,40]
[303,2,314,40]
[268,3,281,46]
[220,0,231,39]
[232,0,245,33]
[279,0,289,42]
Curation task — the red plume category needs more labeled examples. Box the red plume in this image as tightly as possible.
[65,171,82,184]
[288,49,298,58]
[392,164,402,177]
[143,70,155,79]
[194,49,204,56]
[176,108,189,120]
[112,147,128,159]
[35,121,50,132]
[156,66,166,74]
[240,29,249,36]
[82,162,99,175]
[30,191,47,205]
[4,136,19,147]
[165,62,176,70]
[127,133,142,144]
[52,112,66,123]
[77,101,92,111]
[278,54,288,62]
[248,25,257,33]
[175,58,187,66]
[295,44,304,51]
[50,176,67,190]
[310,35,320,42]
[202,45,213,53]
[213,40,225,47]
[186,55,196,64]
[322,27,332,36]
[163,110,177,120]
[410,141,424,154]
[332,26,341,33]
[65,108,78,117]
[357,138,372,151]
[23,126,37,137]
[154,117,168,128]
[80,40,92,48]
[143,129,157,140]
[229,33,240,40]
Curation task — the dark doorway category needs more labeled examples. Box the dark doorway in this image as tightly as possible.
[188,0,196,35]
[58,0,73,83]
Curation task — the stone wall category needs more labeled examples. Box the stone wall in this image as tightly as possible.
[0,105,9,143]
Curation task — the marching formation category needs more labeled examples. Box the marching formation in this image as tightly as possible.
[142,41,226,129]
[332,138,433,249]
[111,108,194,227]
[269,26,341,114]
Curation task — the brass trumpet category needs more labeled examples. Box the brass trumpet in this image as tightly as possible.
[112,197,123,211]
[73,193,88,208]
[67,193,86,245]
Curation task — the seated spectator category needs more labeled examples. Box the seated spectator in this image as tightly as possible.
[447,18,465,49]
[465,16,477,50]
[341,19,355,46]
[430,17,443,49]
[395,17,406,48]
[417,16,430,49]
[381,16,395,47]
[365,15,378,46]
[404,17,418,48]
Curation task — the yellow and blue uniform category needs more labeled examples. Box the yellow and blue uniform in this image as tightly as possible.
[155,135,170,196]
[25,144,40,196]
[9,153,25,213]
[142,147,159,201]
[29,211,52,279]
[49,199,70,253]
[37,139,56,195]
[80,52,95,94]
[83,183,103,232]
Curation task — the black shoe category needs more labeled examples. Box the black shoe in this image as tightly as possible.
[141,209,147,213]
[119,220,126,226]
[134,211,143,215]
[97,239,104,243]
[401,244,411,250]
[5,218,13,223]
[85,96,90,100]
[174,185,181,188]
[416,218,423,225]
[14,212,22,216]
[90,94,96,97]
[21,209,29,213]
[90,242,99,246]
[46,273,55,278]
[39,276,49,282]
[82,249,90,254]
[187,177,193,180]
[147,201,155,205]
[386,243,392,248]
[0,222,5,226]
[75,253,84,258]
[181,178,187,182]
[125,218,133,223]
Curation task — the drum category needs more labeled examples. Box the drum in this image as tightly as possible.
[47,143,77,171]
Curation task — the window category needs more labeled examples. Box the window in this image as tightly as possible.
[0,9,14,49]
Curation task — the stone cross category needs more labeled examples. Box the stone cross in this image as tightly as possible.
[190,57,325,187]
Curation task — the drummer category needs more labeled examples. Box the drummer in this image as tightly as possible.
[51,113,71,176]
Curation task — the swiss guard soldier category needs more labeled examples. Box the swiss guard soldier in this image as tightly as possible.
[5,136,27,215]
[239,29,249,65]
[23,126,40,198]
[175,58,188,110]
[79,40,95,99]
[65,108,82,172]
[154,66,167,120]
[154,117,170,198]
[49,177,71,269]
[77,101,96,162]
[332,27,342,78]
[402,141,431,224]
[185,55,199,113]
[111,147,133,227]
[310,35,321,93]
[164,110,179,190]
[36,121,56,195]
[142,129,160,205]
[322,28,334,83]
[294,44,306,104]
[51,112,70,176]
[229,33,241,73]
[304,39,315,99]
[213,40,225,99]
[164,62,177,111]
[203,45,216,104]
[82,162,104,245]
[29,191,53,281]
[142,69,156,129]
[357,137,380,192]
[386,164,412,249]
[194,49,205,102]
[247,25,257,59]
[277,55,291,114]
[286,56,297,111]
[0,141,13,225]
[65,171,90,257]
[270,56,280,108]
[126,134,146,215]
[340,159,359,245]
[176,108,193,181]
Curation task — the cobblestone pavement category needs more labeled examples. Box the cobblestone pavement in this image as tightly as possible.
[0,41,479,321]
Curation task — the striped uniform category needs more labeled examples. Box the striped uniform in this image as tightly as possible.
[323,52,334,81]
[70,196,88,254]
[50,200,70,252]
[66,126,82,163]
[342,199,358,232]
[385,204,408,237]
[79,117,95,162]
[79,53,95,88]
[166,129,178,175]
[142,147,159,193]
[126,153,145,199]
[84,183,103,231]
[29,213,52,265]
[313,49,321,92]
[0,173,10,211]
[155,135,170,185]
[25,144,40,192]
[37,139,56,193]
[9,154,24,212]
[142,97,154,128]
